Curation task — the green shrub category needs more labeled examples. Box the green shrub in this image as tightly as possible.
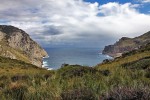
[100,70,111,76]
[0,75,8,81]
[145,71,150,78]
[101,86,150,100]
[4,85,28,100]
[11,75,29,82]
[58,66,97,79]
[61,88,96,100]
[122,57,150,70]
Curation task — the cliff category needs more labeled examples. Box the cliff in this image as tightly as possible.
[0,25,48,67]
[102,31,150,57]
[0,29,149,99]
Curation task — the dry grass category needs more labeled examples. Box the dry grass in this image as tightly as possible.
[0,44,149,99]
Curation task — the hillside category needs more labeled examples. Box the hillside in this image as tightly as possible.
[102,31,150,57]
[0,43,149,99]
[0,25,48,67]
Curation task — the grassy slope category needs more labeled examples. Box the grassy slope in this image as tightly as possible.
[0,44,149,99]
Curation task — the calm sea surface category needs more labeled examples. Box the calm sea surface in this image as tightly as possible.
[43,47,111,70]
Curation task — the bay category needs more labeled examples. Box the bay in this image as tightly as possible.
[43,47,112,69]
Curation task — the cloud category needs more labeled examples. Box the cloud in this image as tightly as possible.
[0,0,150,47]
[140,0,150,3]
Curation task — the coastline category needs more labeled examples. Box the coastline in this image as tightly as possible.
[42,52,113,70]
[99,52,113,59]
[43,55,50,59]
[105,54,113,59]
[42,56,53,70]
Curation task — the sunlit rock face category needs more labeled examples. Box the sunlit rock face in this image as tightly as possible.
[0,25,48,67]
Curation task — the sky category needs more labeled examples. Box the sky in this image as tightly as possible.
[0,0,150,48]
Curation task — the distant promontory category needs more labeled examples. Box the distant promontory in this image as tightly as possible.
[102,31,150,57]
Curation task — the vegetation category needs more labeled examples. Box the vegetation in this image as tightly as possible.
[0,43,149,100]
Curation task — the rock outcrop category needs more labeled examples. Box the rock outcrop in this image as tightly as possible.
[102,31,150,57]
[0,25,48,67]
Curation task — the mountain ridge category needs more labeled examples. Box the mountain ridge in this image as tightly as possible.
[102,31,150,57]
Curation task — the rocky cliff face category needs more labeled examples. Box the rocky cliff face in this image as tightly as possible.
[102,31,150,57]
[0,25,48,67]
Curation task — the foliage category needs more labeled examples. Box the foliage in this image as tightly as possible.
[101,86,150,100]
[0,43,149,99]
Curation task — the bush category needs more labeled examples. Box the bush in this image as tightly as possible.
[0,75,8,81]
[101,86,150,100]
[145,71,150,78]
[4,85,28,100]
[122,57,150,70]
[61,88,95,100]
[44,73,53,80]
[60,66,97,78]
[100,70,111,76]
[11,75,29,82]
[102,59,112,64]
[122,50,137,57]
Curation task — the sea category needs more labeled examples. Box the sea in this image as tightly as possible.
[42,47,112,70]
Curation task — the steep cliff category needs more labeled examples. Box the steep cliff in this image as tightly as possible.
[0,25,48,67]
[102,31,150,57]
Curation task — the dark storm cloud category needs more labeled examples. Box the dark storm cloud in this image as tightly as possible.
[42,26,63,36]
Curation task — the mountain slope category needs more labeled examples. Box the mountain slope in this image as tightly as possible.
[97,43,150,70]
[0,38,149,99]
[0,26,150,99]
[102,31,150,57]
[0,25,48,67]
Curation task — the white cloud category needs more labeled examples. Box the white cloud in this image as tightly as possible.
[0,0,150,47]
[140,0,150,3]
